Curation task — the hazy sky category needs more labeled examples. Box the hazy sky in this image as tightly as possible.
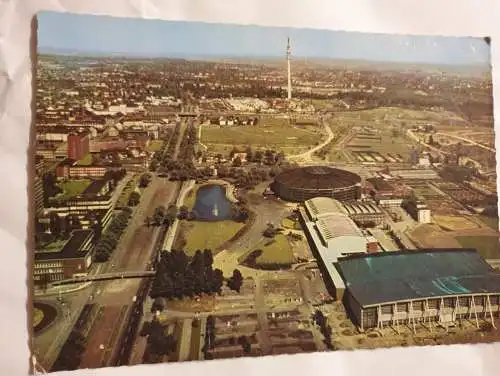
[38,11,491,65]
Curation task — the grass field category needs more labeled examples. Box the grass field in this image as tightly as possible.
[117,174,140,207]
[346,129,413,155]
[176,220,245,256]
[146,140,163,152]
[245,234,295,265]
[433,216,479,231]
[201,117,324,155]
[456,235,500,259]
[58,179,91,198]
[479,215,499,231]
[183,186,198,210]
[325,107,441,162]
[33,308,44,327]
[76,153,93,166]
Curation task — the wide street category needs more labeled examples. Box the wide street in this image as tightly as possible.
[34,176,179,370]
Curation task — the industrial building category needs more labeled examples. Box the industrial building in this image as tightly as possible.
[271,166,362,202]
[335,249,500,331]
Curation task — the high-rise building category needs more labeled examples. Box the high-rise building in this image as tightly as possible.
[287,37,292,100]
[34,175,44,216]
[67,133,90,160]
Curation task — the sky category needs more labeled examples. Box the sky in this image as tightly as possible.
[37,11,491,65]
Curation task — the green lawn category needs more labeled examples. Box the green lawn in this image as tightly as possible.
[176,220,245,256]
[183,187,198,211]
[117,174,140,207]
[33,308,44,327]
[346,130,413,155]
[456,236,500,259]
[76,153,93,166]
[41,238,69,252]
[58,179,91,198]
[245,234,295,265]
[201,117,324,155]
[146,140,163,152]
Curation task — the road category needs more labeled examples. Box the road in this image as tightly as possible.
[78,177,179,369]
[36,177,179,371]
[163,179,196,251]
[288,117,334,162]
[435,132,495,153]
[99,120,189,367]
[407,129,450,156]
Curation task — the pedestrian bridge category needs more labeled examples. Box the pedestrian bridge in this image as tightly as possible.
[52,270,156,286]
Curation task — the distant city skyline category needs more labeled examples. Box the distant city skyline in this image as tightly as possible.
[38,11,491,66]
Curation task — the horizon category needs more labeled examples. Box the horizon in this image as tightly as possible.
[37,48,490,68]
[37,12,491,67]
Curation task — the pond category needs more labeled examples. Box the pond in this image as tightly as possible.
[192,184,232,221]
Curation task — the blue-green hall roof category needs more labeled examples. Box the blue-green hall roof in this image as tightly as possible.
[335,249,500,307]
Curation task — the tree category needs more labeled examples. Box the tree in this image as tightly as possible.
[227,269,243,293]
[139,173,152,188]
[253,150,263,164]
[178,205,189,220]
[128,191,141,206]
[263,223,277,238]
[49,212,62,238]
[229,147,238,159]
[149,159,159,172]
[238,336,251,353]
[203,249,214,267]
[232,156,242,167]
[153,206,166,226]
[212,268,224,293]
[245,146,253,162]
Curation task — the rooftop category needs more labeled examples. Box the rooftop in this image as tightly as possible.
[305,197,347,219]
[335,249,500,307]
[35,230,94,261]
[82,179,110,196]
[316,214,364,242]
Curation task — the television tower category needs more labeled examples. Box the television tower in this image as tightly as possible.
[287,37,292,100]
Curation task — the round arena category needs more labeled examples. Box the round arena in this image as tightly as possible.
[270,166,362,202]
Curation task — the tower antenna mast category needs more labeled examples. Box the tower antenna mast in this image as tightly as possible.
[287,37,292,101]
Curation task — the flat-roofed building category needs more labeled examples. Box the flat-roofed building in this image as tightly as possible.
[404,195,432,224]
[56,159,107,179]
[343,201,385,226]
[34,175,45,216]
[34,229,95,284]
[335,249,500,331]
[300,197,380,299]
[393,169,439,180]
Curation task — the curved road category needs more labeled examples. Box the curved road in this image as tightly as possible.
[288,118,334,162]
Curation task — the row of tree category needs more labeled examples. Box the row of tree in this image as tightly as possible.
[150,249,223,299]
[150,249,244,299]
[51,330,86,371]
[140,319,177,362]
[228,147,286,166]
[147,204,178,226]
[149,130,173,172]
[312,310,334,350]
[203,315,216,359]
[165,122,199,180]
[93,208,132,262]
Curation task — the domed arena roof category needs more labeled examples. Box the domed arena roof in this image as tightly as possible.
[274,166,361,190]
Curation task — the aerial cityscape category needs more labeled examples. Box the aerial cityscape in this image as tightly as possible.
[32,12,500,374]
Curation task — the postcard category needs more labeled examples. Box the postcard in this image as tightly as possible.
[31,11,499,373]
